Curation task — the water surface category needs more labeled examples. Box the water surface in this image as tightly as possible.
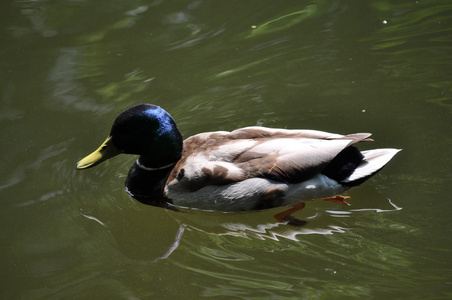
[1,0,451,298]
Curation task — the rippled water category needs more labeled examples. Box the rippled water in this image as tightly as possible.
[1,0,451,298]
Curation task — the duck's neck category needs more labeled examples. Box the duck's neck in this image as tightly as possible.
[125,157,177,208]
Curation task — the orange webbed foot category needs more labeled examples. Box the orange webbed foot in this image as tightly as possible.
[320,195,351,206]
[274,202,307,226]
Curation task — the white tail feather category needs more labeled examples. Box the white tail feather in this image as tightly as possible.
[344,148,401,183]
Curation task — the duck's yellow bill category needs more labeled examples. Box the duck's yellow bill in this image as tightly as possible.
[76,136,121,170]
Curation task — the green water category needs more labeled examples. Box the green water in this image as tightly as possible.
[1,0,451,298]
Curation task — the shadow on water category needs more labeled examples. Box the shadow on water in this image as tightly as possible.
[152,195,413,299]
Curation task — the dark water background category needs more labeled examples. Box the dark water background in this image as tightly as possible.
[1,0,451,298]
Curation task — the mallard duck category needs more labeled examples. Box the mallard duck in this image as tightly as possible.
[76,104,400,225]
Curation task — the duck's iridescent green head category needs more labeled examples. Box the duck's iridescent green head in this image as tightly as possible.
[76,104,183,170]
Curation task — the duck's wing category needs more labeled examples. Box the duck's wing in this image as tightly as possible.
[167,127,372,191]
[233,127,372,183]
